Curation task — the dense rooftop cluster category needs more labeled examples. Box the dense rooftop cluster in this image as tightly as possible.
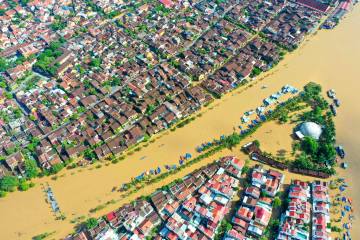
[263,3,323,50]
[277,180,332,240]
[0,0,336,181]
[277,180,312,239]
[68,156,245,240]
[223,165,284,239]
[67,155,335,240]
[311,181,331,240]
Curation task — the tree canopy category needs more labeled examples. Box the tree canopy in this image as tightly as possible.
[24,159,40,179]
[301,136,319,156]
[0,57,9,72]
[50,163,65,174]
[89,57,102,68]
[34,41,63,76]
[85,218,98,230]
[0,176,19,192]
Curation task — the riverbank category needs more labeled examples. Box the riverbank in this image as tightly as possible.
[0,4,360,240]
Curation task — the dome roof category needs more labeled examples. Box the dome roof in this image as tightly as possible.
[299,122,322,140]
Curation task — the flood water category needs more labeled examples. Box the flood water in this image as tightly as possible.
[0,4,359,240]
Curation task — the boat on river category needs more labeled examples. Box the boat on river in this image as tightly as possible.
[327,89,336,98]
[330,104,337,116]
[336,145,346,159]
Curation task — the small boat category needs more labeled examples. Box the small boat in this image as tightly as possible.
[340,163,349,170]
[245,110,255,116]
[336,146,346,159]
[241,116,250,123]
[327,89,336,99]
[184,153,192,159]
[334,98,341,107]
[330,104,337,116]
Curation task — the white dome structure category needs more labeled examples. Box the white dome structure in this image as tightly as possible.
[299,122,322,140]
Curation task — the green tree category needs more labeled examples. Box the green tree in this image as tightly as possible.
[278,111,289,123]
[13,108,22,119]
[24,159,40,178]
[301,136,319,155]
[29,114,36,121]
[251,67,262,77]
[0,57,9,71]
[0,176,19,192]
[85,217,98,230]
[3,91,13,99]
[89,58,102,68]
[293,153,314,170]
[27,137,40,152]
[145,104,156,115]
[253,140,260,148]
[19,0,30,6]
[84,149,96,160]
[18,179,30,191]
[110,76,121,86]
[223,133,241,150]
[50,163,64,174]
[49,41,61,51]
[273,196,282,208]
[318,143,336,163]
[304,82,322,96]
[0,80,7,89]
[0,190,6,197]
